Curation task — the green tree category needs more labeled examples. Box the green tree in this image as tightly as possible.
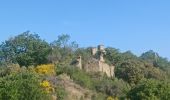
[144,64,167,80]
[116,60,145,84]
[140,50,160,67]
[0,31,51,67]
[140,50,170,76]
[105,48,138,67]
[49,34,78,64]
[104,47,120,65]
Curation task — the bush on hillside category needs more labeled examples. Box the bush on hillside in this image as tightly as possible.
[0,71,50,100]
[56,65,94,89]
[35,64,55,76]
[127,79,170,100]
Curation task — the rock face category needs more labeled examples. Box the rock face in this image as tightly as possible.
[73,45,115,78]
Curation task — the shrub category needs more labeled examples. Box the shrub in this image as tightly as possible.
[56,65,94,88]
[56,86,67,100]
[0,67,10,77]
[128,79,170,100]
[0,71,50,100]
[91,93,107,100]
[35,64,55,75]
[106,96,119,100]
[70,68,94,89]
[95,78,130,98]
[40,80,54,94]
[106,96,114,100]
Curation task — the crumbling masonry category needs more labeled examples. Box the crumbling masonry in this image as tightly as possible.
[74,45,115,77]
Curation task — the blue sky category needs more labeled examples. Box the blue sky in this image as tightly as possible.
[0,0,170,59]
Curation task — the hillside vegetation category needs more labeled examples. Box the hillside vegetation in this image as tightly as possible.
[0,32,170,100]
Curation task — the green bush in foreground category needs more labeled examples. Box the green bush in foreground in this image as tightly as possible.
[0,71,50,100]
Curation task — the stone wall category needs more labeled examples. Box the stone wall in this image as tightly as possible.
[98,61,115,77]
[76,56,82,69]
[91,47,97,55]
[84,58,115,77]
[84,58,100,72]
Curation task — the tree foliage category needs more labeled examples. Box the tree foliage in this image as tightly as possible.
[116,60,145,85]
[48,34,78,64]
[0,31,51,66]
[128,79,170,100]
[140,50,170,70]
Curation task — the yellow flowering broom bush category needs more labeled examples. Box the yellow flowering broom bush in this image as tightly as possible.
[36,64,56,94]
[35,64,55,75]
[106,96,119,100]
[107,96,114,100]
[40,80,54,93]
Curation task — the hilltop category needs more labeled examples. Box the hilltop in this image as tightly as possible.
[0,32,170,100]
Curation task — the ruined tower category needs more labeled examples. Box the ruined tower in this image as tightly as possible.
[98,45,106,62]
[91,47,97,55]
[76,56,82,69]
[84,45,115,77]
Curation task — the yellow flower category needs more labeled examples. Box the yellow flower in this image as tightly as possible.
[40,80,50,88]
[40,80,55,94]
[107,96,114,100]
[106,96,119,100]
[35,64,55,75]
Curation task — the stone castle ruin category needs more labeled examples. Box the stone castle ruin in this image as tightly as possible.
[74,45,115,77]
[75,56,82,69]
